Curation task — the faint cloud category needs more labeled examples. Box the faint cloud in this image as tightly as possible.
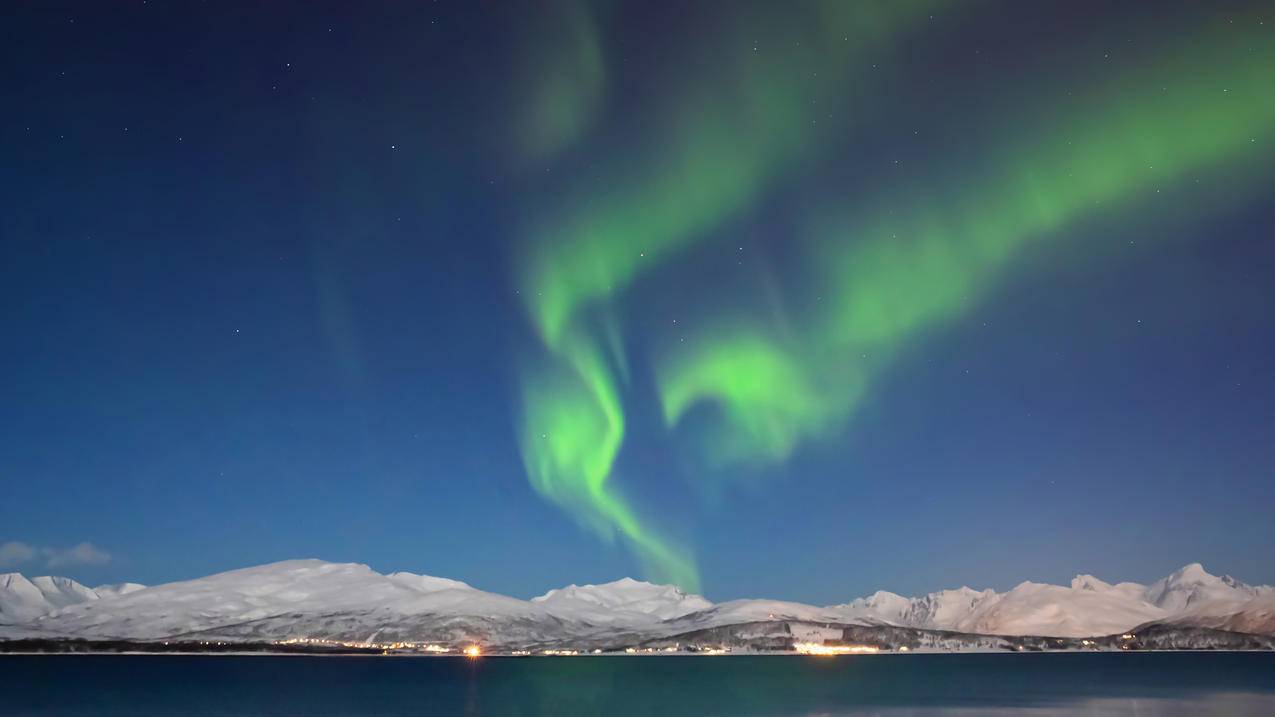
[0,541,112,569]
[44,542,112,568]
[0,541,37,567]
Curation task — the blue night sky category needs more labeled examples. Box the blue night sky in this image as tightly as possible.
[2,1,1273,604]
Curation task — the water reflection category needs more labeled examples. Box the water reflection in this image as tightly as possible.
[2,653,1273,715]
[811,693,1275,716]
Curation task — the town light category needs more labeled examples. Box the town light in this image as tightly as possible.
[793,642,880,655]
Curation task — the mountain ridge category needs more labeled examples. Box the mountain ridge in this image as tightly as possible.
[3,560,1272,648]
[1,572,148,624]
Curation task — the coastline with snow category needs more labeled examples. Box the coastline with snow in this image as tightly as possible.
[3,561,1273,655]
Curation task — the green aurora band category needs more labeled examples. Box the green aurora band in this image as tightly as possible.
[512,5,1273,590]
[515,1,943,589]
[521,1,944,347]
[657,18,1275,470]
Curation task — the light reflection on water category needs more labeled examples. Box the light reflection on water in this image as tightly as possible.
[812,692,1275,716]
[2,653,1273,715]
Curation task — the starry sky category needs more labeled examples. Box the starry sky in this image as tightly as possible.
[2,0,1273,603]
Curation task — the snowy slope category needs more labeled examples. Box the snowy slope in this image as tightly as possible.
[28,560,532,640]
[533,577,712,624]
[1,573,54,624]
[1145,562,1272,611]
[1153,596,1275,635]
[662,599,844,632]
[93,583,146,598]
[949,578,1167,638]
[31,576,99,609]
[2,573,149,625]
[386,572,472,593]
[831,587,999,629]
[1138,564,1275,635]
[23,560,640,648]
[1,574,115,623]
[826,566,1274,638]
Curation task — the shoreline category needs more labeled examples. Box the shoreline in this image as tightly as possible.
[3,647,1272,658]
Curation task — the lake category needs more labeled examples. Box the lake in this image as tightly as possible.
[3,652,1274,715]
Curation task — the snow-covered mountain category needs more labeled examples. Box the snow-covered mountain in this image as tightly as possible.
[533,577,712,624]
[29,576,99,609]
[833,586,1000,629]
[662,598,845,632]
[22,560,556,646]
[941,577,1167,638]
[2,560,1271,648]
[1139,563,1275,636]
[1,573,146,624]
[1,574,53,624]
[1145,562,1275,611]
[821,563,1274,638]
[631,563,1273,641]
[92,582,146,599]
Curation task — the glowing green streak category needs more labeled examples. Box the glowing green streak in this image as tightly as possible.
[658,329,858,466]
[659,21,1275,466]
[521,0,945,346]
[516,1,944,588]
[823,29,1274,350]
[519,328,699,589]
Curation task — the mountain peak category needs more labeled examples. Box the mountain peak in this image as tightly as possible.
[386,571,472,593]
[532,577,711,622]
[2,572,103,623]
[1070,574,1115,592]
[540,577,660,593]
[1171,563,1211,581]
[0,573,33,588]
[29,575,98,609]
[1144,562,1256,612]
[534,577,676,602]
[94,582,146,598]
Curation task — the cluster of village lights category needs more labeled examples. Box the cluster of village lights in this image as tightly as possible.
[274,638,895,656]
[793,642,881,655]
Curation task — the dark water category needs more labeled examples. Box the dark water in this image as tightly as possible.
[3,653,1275,716]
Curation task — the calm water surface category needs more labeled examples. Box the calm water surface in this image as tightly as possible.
[3,652,1274,716]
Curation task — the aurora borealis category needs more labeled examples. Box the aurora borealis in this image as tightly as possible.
[514,1,949,590]
[660,11,1275,470]
[3,1,1274,600]
[511,2,1275,589]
